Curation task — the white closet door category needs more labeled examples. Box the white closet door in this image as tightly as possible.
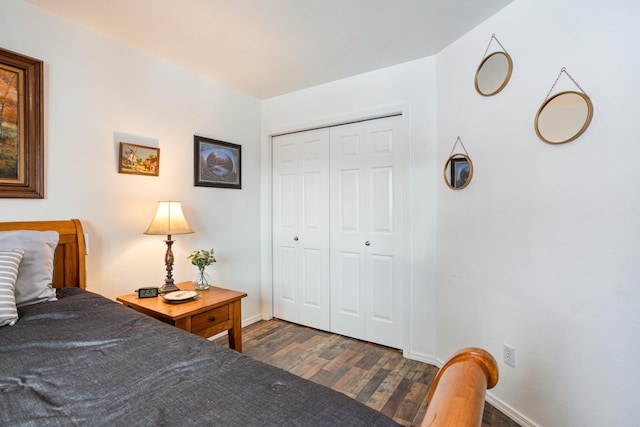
[272,129,330,330]
[329,116,404,349]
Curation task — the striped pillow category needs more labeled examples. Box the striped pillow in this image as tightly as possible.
[0,250,25,327]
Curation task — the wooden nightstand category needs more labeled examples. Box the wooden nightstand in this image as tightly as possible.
[116,281,247,352]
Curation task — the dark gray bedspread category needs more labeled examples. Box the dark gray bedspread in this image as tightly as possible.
[0,288,400,426]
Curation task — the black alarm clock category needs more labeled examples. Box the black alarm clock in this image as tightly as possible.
[137,287,159,298]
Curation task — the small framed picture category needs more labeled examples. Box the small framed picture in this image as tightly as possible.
[118,142,160,176]
[194,135,241,189]
[450,157,470,189]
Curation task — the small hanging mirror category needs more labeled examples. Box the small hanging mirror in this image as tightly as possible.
[535,67,593,144]
[475,34,513,96]
[444,137,474,190]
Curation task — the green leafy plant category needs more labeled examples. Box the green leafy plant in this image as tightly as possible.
[188,248,216,270]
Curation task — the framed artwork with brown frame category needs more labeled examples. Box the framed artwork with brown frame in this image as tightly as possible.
[118,142,160,176]
[194,135,241,189]
[0,48,44,198]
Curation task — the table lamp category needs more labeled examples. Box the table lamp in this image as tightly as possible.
[144,201,194,294]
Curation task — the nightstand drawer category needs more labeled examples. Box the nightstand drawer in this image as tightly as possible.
[192,305,230,335]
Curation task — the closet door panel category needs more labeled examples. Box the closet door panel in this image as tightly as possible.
[330,116,404,349]
[371,166,393,232]
[337,169,360,231]
[301,248,321,306]
[273,143,298,321]
[330,129,365,340]
[302,171,322,228]
[331,250,365,340]
[367,252,402,347]
[278,174,296,228]
[366,118,404,349]
[298,132,331,329]
[273,244,298,320]
[370,254,395,322]
[272,129,330,330]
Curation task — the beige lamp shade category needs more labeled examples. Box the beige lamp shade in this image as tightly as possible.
[144,201,194,236]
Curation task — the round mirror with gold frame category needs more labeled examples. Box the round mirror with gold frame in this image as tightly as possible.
[475,51,513,96]
[535,90,593,144]
[444,154,474,190]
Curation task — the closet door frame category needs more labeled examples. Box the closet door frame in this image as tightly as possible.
[260,105,412,353]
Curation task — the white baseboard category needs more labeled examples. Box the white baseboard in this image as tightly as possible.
[485,393,538,427]
[242,314,265,328]
[404,349,440,366]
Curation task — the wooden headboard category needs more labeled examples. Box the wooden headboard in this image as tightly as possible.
[0,219,86,289]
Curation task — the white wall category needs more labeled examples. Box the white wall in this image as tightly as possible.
[436,0,640,425]
[261,58,439,360]
[5,0,639,425]
[0,0,263,321]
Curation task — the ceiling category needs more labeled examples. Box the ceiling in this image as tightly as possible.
[27,0,513,99]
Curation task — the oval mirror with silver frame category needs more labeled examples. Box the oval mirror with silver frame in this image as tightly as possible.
[444,154,474,190]
[534,91,593,144]
[475,51,513,96]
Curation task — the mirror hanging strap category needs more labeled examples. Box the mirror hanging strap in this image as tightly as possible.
[449,136,470,158]
[543,67,589,102]
[481,33,509,60]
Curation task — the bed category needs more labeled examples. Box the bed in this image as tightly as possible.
[0,219,498,427]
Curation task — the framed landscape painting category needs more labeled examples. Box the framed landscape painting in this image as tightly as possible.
[118,142,160,176]
[194,135,241,189]
[0,48,43,198]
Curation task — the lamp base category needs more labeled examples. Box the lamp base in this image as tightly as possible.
[159,282,181,294]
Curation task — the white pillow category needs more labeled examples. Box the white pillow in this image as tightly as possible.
[0,249,24,327]
[0,230,59,307]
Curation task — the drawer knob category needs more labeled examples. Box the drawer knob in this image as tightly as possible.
[209,316,216,322]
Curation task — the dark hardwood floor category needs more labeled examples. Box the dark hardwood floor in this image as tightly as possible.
[215,319,519,427]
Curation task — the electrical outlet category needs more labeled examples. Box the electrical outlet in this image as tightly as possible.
[503,344,516,367]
